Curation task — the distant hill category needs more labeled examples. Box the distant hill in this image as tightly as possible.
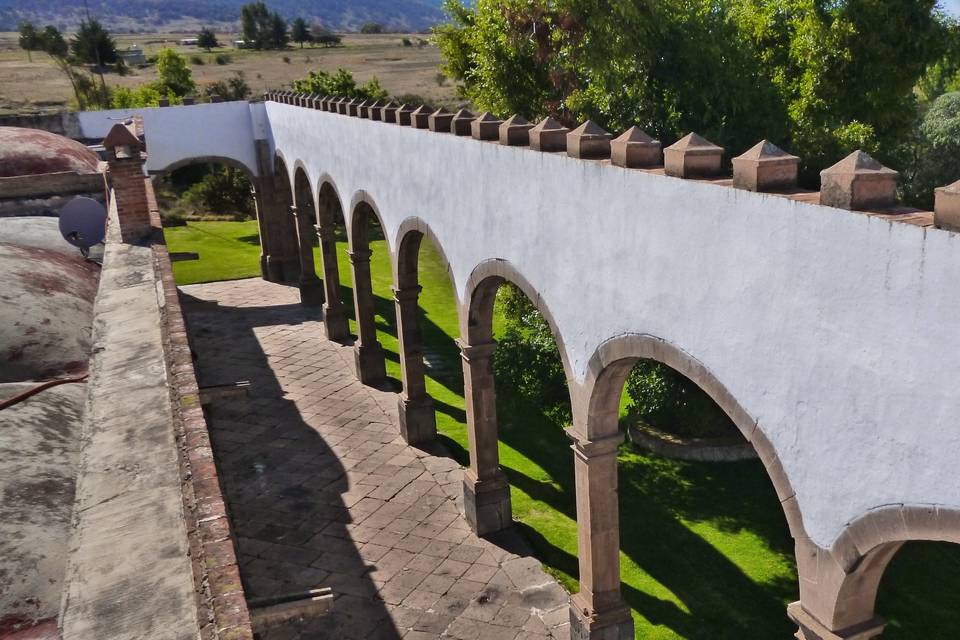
[0,0,447,33]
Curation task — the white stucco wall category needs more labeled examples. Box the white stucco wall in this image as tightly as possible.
[78,102,261,176]
[262,103,960,549]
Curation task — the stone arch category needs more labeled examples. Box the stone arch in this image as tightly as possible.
[291,164,323,305]
[567,332,810,639]
[461,258,574,385]
[458,258,574,538]
[391,217,460,445]
[784,505,960,639]
[260,152,300,284]
[314,175,350,340]
[346,191,391,386]
[579,332,802,534]
[150,155,257,179]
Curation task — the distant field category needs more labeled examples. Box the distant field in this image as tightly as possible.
[0,32,457,114]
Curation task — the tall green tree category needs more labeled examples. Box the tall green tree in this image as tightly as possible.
[155,48,196,97]
[18,22,39,62]
[269,13,289,49]
[71,19,118,65]
[197,27,219,51]
[291,17,312,48]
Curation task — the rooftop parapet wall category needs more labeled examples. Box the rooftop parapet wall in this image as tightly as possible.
[262,96,960,551]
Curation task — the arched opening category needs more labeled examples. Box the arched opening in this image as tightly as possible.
[315,180,350,341]
[459,264,578,558]
[391,221,465,449]
[874,541,960,638]
[291,166,324,306]
[347,197,393,387]
[571,335,802,639]
[152,157,277,285]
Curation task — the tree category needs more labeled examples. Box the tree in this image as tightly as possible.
[270,13,289,49]
[435,0,947,188]
[291,17,312,48]
[18,22,39,62]
[197,27,219,51]
[292,68,388,101]
[311,24,341,47]
[360,23,385,34]
[903,92,960,207]
[71,19,118,65]
[155,48,196,97]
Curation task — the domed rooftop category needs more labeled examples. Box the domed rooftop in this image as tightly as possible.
[0,127,100,178]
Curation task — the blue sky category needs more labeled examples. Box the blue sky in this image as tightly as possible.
[943,0,960,16]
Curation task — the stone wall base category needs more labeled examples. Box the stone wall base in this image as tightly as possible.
[298,278,325,306]
[788,602,885,640]
[398,394,437,445]
[354,342,386,386]
[462,470,512,536]
[569,594,634,640]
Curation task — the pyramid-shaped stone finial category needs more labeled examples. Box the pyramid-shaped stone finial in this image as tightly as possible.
[450,109,475,136]
[357,99,372,118]
[368,100,384,120]
[610,127,660,168]
[567,121,612,159]
[529,117,570,152]
[664,133,724,178]
[347,98,361,117]
[322,96,335,111]
[396,104,415,126]
[410,105,432,129]
[732,140,800,192]
[820,150,898,210]
[499,115,533,146]
[336,97,350,115]
[471,112,502,140]
[428,107,455,133]
[935,180,960,232]
[382,101,400,123]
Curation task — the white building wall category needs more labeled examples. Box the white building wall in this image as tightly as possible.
[264,103,960,549]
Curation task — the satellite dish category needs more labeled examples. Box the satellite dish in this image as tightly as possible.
[59,197,107,252]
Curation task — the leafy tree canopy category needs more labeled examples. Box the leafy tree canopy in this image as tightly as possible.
[436,0,948,183]
[71,19,118,65]
[241,1,288,50]
[291,17,312,47]
[156,47,196,97]
[292,68,388,101]
[197,27,220,51]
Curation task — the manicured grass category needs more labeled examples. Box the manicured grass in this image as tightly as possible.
[168,221,960,639]
[166,221,264,285]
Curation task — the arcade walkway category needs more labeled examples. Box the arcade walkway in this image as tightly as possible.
[181,278,571,640]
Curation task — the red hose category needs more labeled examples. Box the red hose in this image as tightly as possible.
[0,374,89,411]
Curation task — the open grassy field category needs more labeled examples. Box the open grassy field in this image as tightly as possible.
[0,32,455,114]
[166,220,960,639]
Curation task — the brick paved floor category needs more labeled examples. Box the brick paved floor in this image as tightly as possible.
[181,278,571,640]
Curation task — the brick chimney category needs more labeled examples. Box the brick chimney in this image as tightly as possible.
[103,122,152,244]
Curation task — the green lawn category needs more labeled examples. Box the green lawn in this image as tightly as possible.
[167,220,960,639]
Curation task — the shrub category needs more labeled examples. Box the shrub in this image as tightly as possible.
[401,37,412,47]
[190,55,204,65]
[282,55,291,63]
[182,166,255,219]
[214,53,232,65]
[625,362,735,439]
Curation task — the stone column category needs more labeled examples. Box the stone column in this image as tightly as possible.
[788,536,892,640]
[394,285,436,444]
[314,223,350,341]
[459,339,511,535]
[291,205,324,306]
[349,248,386,385]
[251,176,299,283]
[567,429,634,640]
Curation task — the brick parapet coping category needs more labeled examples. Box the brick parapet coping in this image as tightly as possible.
[146,178,255,640]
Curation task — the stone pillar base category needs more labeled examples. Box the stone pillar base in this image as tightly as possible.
[398,394,437,445]
[263,255,285,283]
[463,469,512,536]
[354,342,386,386]
[281,257,301,284]
[299,279,326,306]
[569,594,634,640]
[323,305,350,342]
[788,602,885,640]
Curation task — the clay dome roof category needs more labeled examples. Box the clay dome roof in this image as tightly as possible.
[0,127,100,178]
